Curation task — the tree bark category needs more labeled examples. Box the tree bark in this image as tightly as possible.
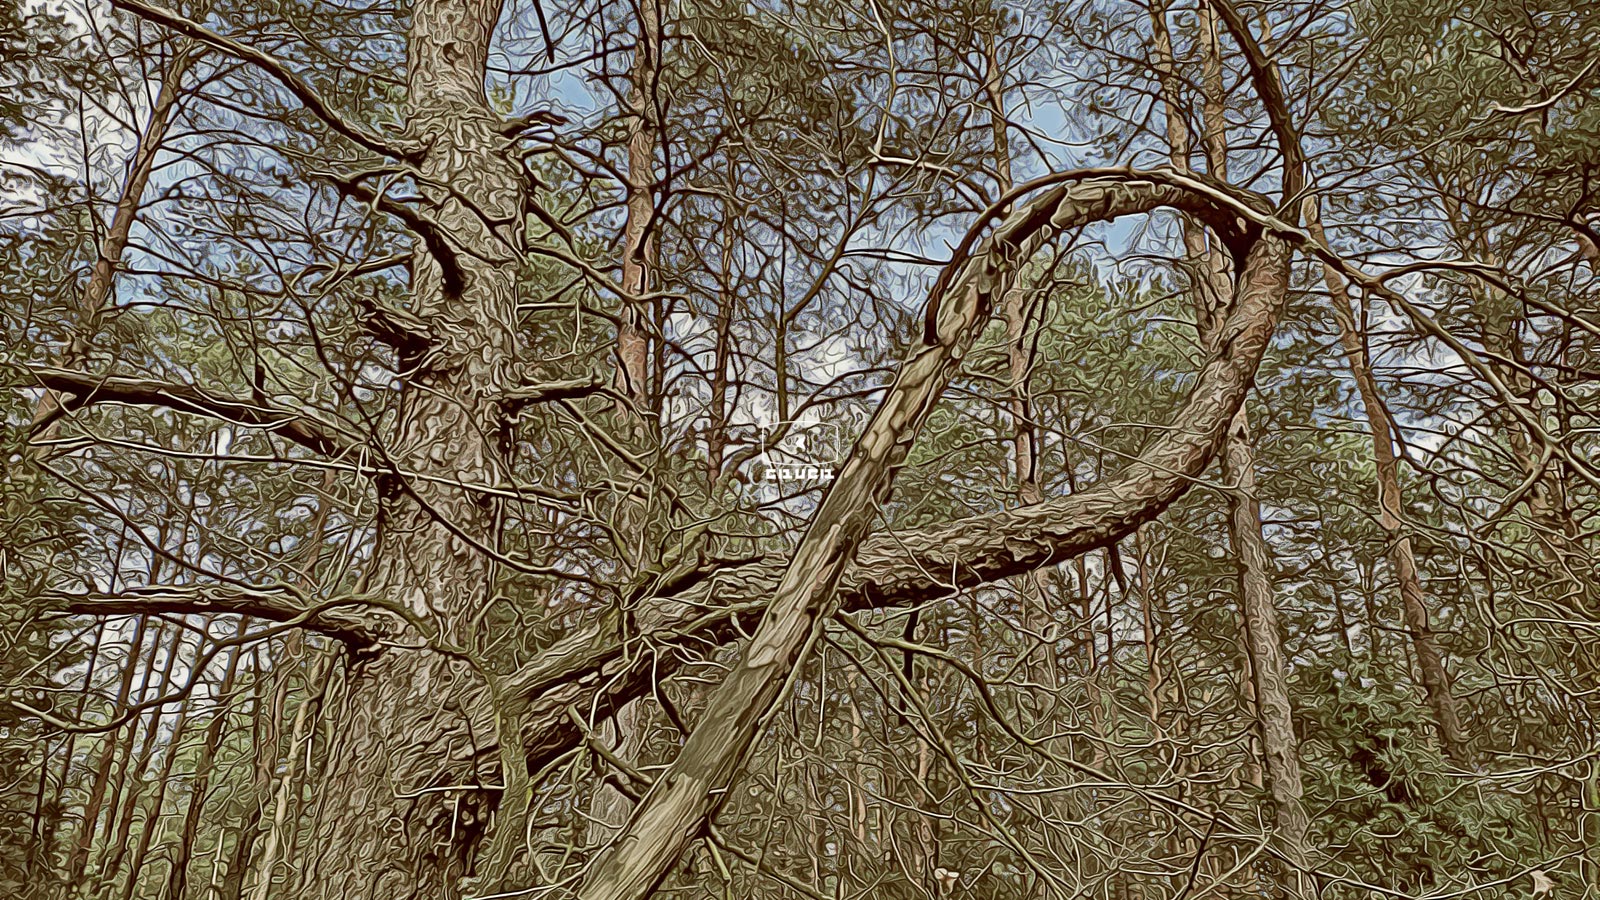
[29,622,105,890]
[985,28,1041,511]
[57,4,1309,892]
[93,625,183,895]
[1221,409,1311,883]
[613,0,661,409]
[295,0,528,894]
[247,653,334,900]
[118,661,197,900]
[1149,4,1310,887]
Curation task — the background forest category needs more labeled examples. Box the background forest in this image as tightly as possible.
[2,0,1598,898]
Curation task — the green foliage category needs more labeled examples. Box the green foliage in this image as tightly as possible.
[1298,664,1540,897]
[0,0,82,145]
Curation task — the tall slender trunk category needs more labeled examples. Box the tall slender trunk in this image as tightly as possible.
[1220,411,1310,878]
[93,626,184,894]
[163,629,249,900]
[216,808,261,900]
[613,0,661,411]
[1305,207,1469,764]
[985,29,1037,510]
[30,622,106,886]
[589,0,666,848]
[1133,529,1164,732]
[33,50,192,896]
[35,49,191,895]
[214,665,271,900]
[118,666,198,900]
[64,616,148,891]
[704,198,736,489]
[1149,2,1310,885]
[247,654,334,900]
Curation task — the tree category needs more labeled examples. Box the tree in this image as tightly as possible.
[5,0,1599,898]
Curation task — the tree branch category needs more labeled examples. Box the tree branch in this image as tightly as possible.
[499,374,609,412]
[28,365,352,458]
[108,0,418,161]
[1206,0,1306,203]
[46,585,392,648]
[524,171,1293,900]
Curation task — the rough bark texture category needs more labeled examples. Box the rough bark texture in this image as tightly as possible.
[296,0,526,894]
[1221,411,1310,874]
[613,0,660,407]
[61,3,1305,893]
[588,0,666,844]
[479,177,1290,792]
[984,29,1041,510]
[572,174,1293,900]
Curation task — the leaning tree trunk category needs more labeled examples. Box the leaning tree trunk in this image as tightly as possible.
[1307,207,1469,765]
[30,44,195,440]
[573,171,1295,900]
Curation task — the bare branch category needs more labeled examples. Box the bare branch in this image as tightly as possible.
[46,585,391,647]
[28,365,353,458]
[108,0,418,161]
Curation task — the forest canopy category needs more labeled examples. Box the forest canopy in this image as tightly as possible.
[1,0,1598,898]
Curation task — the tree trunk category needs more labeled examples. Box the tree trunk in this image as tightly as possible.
[247,654,334,900]
[164,633,248,900]
[589,0,667,845]
[295,0,528,895]
[30,622,106,888]
[613,0,661,410]
[213,666,271,900]
[215,805,261,900]
[1149,4,1310,887]
[1306,207,1470,765]
[94,626,184,894]
[1221,411,1311,881]
[119,666,197,900]
[64,616,148,892]
[573,175,1295,900]
[31,45,194,438]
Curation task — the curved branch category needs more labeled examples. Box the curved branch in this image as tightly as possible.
[510,170,1286,717]
[506,171,1292,900]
